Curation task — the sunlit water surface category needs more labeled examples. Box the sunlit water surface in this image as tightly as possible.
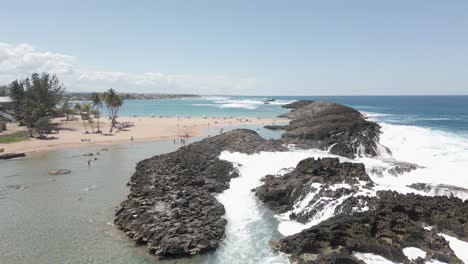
[0,125,284,264]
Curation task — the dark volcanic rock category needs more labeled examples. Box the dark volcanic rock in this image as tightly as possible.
[264,125,289,131]
[255,157,372,221]
[282,100,315,109]
[278,101,381,158]
[279,191,468,264]
[115,129,286,256]
[0,153,26,160]
[408,183,468,199]
[369,160,422,177]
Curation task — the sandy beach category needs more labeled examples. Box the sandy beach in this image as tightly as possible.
[0,116,286,154]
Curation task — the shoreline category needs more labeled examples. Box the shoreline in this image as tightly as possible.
[0,116,288,155]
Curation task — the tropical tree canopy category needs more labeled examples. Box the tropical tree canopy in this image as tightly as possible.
[90,92,103,133]
[7,73,65,137]
[103,88,124,132]
[0,85,8,96]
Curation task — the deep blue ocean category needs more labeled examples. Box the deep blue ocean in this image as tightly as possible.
[118,95,468,135]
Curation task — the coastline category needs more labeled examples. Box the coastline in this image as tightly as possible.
[0,116,287,155]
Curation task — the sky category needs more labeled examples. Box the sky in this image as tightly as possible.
[0,0,467,95]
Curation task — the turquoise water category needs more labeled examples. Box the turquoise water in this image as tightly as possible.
[1,96,467,263]
[119,95,468,134]
[0,125,284,264]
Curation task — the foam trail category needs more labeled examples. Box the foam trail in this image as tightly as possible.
[403,247,426,260]
[440,234,468,263]
[214,150,336,263]
[353,253,394,263]
[376,123,468,190]
[216,99,264,110]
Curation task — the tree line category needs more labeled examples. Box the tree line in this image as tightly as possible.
[4,72,124,137]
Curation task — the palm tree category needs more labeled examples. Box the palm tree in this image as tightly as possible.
[91,93,103,133]
[61,100,73,121]
[103,88,124,132]
[74,103,88,134]
[82,103,94,133]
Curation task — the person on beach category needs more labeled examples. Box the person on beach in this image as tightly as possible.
[88,160,91,167]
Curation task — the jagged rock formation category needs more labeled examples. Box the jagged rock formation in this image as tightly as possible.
[369,160,422,177]
[114,129,285,256]
[408,183,468,200]
[255,158,373,223]
[278,100,382,158]
[279,191,468,264]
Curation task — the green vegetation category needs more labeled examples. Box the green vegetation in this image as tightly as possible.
[0,131,30,144]
[91,92,103,133]
[103,88,124,132]
[0,85,8,96]
[7,73,65,137]
[60,100,74,121]
[73,89,124,134]
[74,102,89,134]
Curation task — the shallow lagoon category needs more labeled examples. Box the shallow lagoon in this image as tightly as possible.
[0,125,285,264]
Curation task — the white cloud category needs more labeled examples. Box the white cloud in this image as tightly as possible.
[0,42,256,94]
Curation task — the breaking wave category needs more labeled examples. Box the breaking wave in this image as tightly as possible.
[192,96,295,110]
[214,114,468,263]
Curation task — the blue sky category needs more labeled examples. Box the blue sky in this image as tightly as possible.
[1,0,467,95]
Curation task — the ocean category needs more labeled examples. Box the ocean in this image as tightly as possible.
[119,95,468,134]
[1,95,467,263]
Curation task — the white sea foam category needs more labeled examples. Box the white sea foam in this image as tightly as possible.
[362,111,391,118]
[440,234,468,263]
[353,252,394,263]
[200,95,231,101]
[376,123,468,190]
[403,247,426,260]
[201,97,296,110]
[217,149,376,236]
[214,112,468,263]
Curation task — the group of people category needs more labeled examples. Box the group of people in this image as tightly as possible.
[174,138,189,145]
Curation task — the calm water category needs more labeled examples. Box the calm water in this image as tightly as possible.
[0,125,283,264]
[1,96,467,264]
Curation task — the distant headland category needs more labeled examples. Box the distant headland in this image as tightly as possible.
[65,92,200,101]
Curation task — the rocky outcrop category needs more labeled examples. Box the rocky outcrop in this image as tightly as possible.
[279,191,468,264]
[255,158,373,223]
[369,160,422,177]
[282,100,315,109]
[0,153,26,160]
[114,129,285,256]
[278,101,381,158]
[408,183,468,200]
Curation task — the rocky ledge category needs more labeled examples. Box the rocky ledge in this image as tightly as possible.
[277,190,468,264]
[279,100,382,158]
[408,183,468,200]
[114,129,285,256]
[255,156,467,263]
[255,157,373,223]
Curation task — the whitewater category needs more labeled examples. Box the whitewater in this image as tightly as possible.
[214,116,468,263]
